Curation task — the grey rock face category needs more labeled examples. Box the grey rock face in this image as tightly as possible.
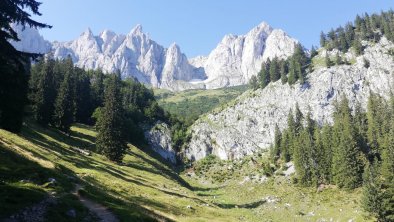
[185,38,394,161]
[144,122,177,164]
[11,23,297,91]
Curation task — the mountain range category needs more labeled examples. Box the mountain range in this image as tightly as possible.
[11,22,298,91]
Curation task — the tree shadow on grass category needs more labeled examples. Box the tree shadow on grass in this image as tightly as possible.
[127,148,192,189]
[215,199,267,209]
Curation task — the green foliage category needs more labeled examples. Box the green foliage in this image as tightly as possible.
[321,10,394,54]
[0,0,50,133]
[332,96,364,189]
[255,44,310,89]
[362,160,383,219]
[53,57,76,133]
[155,85,247,125]
[96,74,128,162]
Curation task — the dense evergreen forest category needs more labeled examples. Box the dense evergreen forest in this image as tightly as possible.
[271,95,394,221]
[265,10,394,221]
[28,57,189,162]
[250,10,394,90]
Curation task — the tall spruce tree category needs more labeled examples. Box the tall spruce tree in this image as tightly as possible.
[0,0,51,132]
[379,116,394,221]
[30,58,57,125]
[332,96,364,189]
[96,73,127,162]
[362,160,383,219]
[53,58,75,133]
[272,124,282,160]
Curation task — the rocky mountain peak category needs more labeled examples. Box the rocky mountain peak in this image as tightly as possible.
[130,24,144,36]
[11,21,298,91]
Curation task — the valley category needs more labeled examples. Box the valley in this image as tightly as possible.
[0,122,368,221]
[1,1,394,222]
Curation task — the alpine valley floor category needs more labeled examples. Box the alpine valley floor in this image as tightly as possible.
[0,121,372,221]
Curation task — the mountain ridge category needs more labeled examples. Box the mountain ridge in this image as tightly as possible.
[11,22,298,91]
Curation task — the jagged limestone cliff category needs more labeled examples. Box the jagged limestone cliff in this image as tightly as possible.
[185,37,394,161]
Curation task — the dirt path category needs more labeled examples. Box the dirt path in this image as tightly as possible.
[73,184,119,222]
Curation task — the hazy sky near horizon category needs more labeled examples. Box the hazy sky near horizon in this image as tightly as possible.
[33,0,393,57]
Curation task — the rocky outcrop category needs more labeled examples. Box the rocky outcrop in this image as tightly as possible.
[144,122,177,164]
[200,22,298,89]
[10,24,51,54]
[11,22,298,91]
[185,37,394,161]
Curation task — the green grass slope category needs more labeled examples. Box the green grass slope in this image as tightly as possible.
[0,121,374,221]
[154,85,248,124]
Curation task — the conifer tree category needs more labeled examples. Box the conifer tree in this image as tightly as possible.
[293,129,313,185]
[320,31,326,47]
[280,130,291,162]
[272,124,282,160]
[287,59,296,85]
[96,73,127,162]
[324,54,331,68]
[332,96,364,189]
[0,0,51,132]
[269,58,280,82]
[310,45,318,58]
[353,39,363,56]
[259,60,270,89]
[53,59,75,133]
[249,75,259,90]
[294,103,303,136]
[280,60,288,84]
[367,93,386,155]
[318,125,333,184]
[362,160,383,219]
[30,59,57,125]
[379,116,394,221]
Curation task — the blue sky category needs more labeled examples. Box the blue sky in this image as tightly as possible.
[33,0,393,57]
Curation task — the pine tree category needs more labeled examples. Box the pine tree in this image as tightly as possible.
[332,96,364,189]
[280,130,291,162]
[379,116,394,221]
[367,93,385,155]
[287,59,296,85]
[362,160,383,219]
[280,60,288,84]
[91,69,106,108]
[96,73,128,162]
[259,60,270,89]
[30,58,57,125]
[53,58,75,133]
[318,125,333,184]
[0,0,51,132]
[293,129,313,186]
[271,124,282,160]
[269,58,280,82]
[310,45,318,58]
[74,68,94,124]
[294,103,303,136]
[320,31,326,47]
[324,54,331,68]
[249,75,259,90]
[353,39,363,56]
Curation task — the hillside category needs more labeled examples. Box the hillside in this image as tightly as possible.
[185,36,394,161]
[154,85,248,124]
[0,121,371,221]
